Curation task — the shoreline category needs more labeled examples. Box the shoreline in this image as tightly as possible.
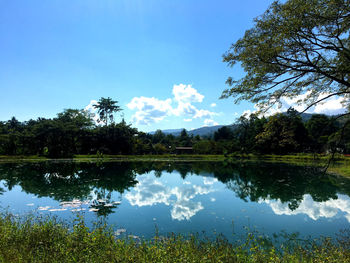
[0,153,349,162]
[1,153,349,177]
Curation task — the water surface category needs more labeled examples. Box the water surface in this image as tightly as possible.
[0,161,349,240]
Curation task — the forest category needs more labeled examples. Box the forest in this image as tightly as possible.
[0,105,349,157]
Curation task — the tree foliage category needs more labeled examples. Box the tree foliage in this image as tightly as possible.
[256,109,309,153]
[93,97,122,126]
[0,107,350,156]
[222,0,350,113]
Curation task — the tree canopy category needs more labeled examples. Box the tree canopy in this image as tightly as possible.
[222,0,350,114]
[93,97,122,126]
[0,108,350,156]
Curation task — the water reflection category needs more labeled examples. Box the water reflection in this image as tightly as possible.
[263,194,350,222]
[0,161,350,221]
[125,175,214,220]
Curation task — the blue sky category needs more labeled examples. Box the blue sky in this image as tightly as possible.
[1,0,344,132]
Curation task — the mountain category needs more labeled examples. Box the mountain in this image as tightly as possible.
[149,128,183,135]
[149,125,227,137]
[300,112,314,122]
[188,125,225,137]
[281,112,313,122]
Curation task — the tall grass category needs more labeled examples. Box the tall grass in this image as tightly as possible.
[0,213,349,262]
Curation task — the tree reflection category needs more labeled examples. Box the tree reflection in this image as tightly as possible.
[0,161,350,215]
[89,188,121,217]
[0,162,137,216]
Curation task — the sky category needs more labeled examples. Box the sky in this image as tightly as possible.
[0,0,346,132]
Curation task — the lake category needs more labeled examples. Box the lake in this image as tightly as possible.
[0,160,349,241]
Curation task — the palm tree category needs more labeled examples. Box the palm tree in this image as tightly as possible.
[93,97,122,126]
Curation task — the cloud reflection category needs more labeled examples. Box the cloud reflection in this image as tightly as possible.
[125,175,215,221]
[263,194,350,222]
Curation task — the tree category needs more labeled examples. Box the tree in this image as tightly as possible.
[152,130,165,144]
[193,140,214,154]
[56,109,94,129]
[222,0,350,114]
[93,97,122,126]
[306,114,337,152]
[179,129,192,146]
[256,109,309,154]
[214,126,233,141]
[153,143,168,154]
[234,114,267,153]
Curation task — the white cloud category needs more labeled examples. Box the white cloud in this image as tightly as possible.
[127,97,173,125]
[193,109,217,119]
[173,102,198,116]
[262,194,350,222]
[279,92,347,116]
[84,100,99,124]
[203,119,219,126]
[241,109,254,118]
[172,84,204,103]
[313,95,346,115]
[210,103,217,107]
[242,92,347,118]
[242,103,283,118]
[127,84,218,125]
[184,118,192,122]
[84,99,98,112]
[173,103,217,119]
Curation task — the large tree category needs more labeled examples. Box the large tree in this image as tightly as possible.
[256,109,309,154]
[222,0,350,114]
[93,97,122,126]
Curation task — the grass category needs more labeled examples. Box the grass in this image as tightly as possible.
[1,152,350,161]
[328,164,350,178]
[0,154,226,162]
[0,155,49,161]
[0,213,350,262]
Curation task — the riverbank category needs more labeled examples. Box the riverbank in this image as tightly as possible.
[1,153,349,176]
[1,153,350,161]
[0,214,348,263]
[0,154,225,162]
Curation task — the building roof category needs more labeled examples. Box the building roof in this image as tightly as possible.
[175,147,193,150]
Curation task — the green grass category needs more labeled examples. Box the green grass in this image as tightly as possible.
[0,213,349,262]
[0,154,226,162]
[1,153,349,161]
[74,154,226,162]
[0,155,49,161]
[328,164,350,178]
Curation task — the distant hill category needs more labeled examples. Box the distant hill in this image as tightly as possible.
[288,112,314,122]
[149,125,228,137]
[149,128,183,135]
[188,125,225,137]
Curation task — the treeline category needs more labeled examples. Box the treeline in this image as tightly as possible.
[211,109,350,155]
[0,108,349,157]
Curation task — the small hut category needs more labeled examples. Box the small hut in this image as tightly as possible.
[175,147,193,154]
